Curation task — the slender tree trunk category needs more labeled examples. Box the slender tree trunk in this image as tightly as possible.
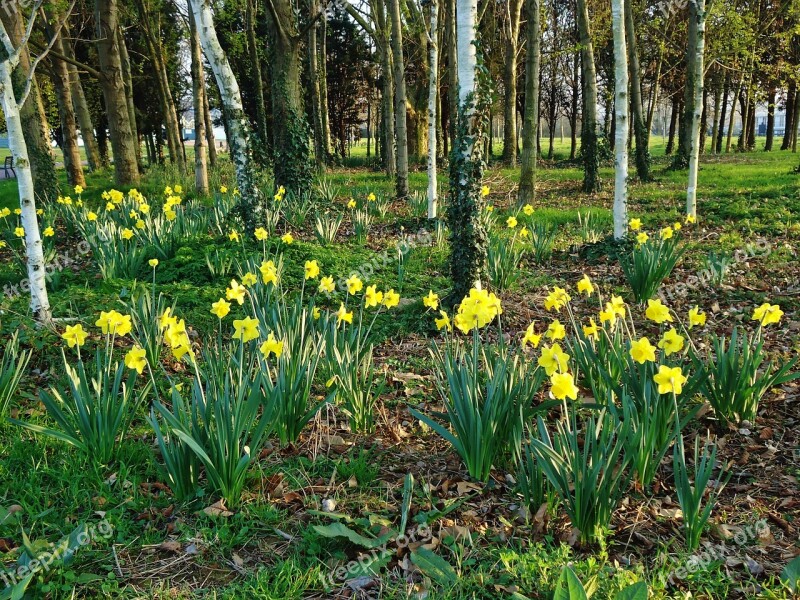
[646,42,664,145]
[190,0,258,229]
[686,0,706,217]
[48,24,85,188]
[792,90,800,152]
[202,81,217,166]
[710,74,721,155]
[674,7,697,169]
[576,0,600,192]
[117,26,143,172]
[624,0,650,181]
[612,0,629,239]
[319,14,332,157]
[426,0,439,218]
[781,81,795,150]
[309,13,326,167]
[699,87,708,154]
[726,69,744,153]
[189,10,208,194]
[95,0,140,185]
[446,0,458,152]
[764,88,775,151]
[388,0,409,198]
[518,0,541,205]
[0,56,50,320]
[716,75,728,153]
[246,0,269,158]
[502,0,523,165]
[666,94,679,155]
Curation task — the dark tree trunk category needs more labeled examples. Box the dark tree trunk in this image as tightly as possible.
[764,88,775,151]
[781,82,795,150]
[624,0,650,180]
[666,94,679,155]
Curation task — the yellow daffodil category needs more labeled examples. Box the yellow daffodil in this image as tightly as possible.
[550,372,579,400]
[685,214,696,224]
[319,275,336,294]
[164,209,177,221]
[312,306,321,320]
[228,230,240,242]
[751,303,783,326]
[609,295,626,318]
[121,228,134,240]
[61,324,88,348]
[582,318,599,339]
[453,288,502,334]
[507,216,518,228]
[645,298,673,324]
[96,310,132,337]
[260,332,284,358]
[14,227,24,238]
[242,272,258,287]
[480,185,490,197]
[347,199,357,209]
[232,316,260,343]
[139,203,150,214]
[538,344,570,376]
[577,274,594,296]
[226,279,246,305]
[304,260,320,280]
[629,218,642,231]
[658,328,685,356]
[546,319,566,340]
[599,307,617,327]
[174,185,183,194]
[688,306,706,329]
[520,226,529,238]
[346,274,363,295]
[124,346,147,375]
[383,289,400,309]
[673,222,682,231]
[336,303,353,325]
[653,365,688,395]
[365,285,383,308]
[636,232,649,245]
[523,204,534,216]
[149,259,159,268]
[159,308,177,331]
[367,192,376,202]
[220,186,228,194]
[629,337,656,364]
[105,202,115,211]
[660,226,673,240]
[423,290,439,311]
[211,298,231,319]
[544,287,571,312]
[87,212,98,222]
[254,227,268,241]
[435,310,451,332]
[135,219,146,230]
[43,226,54,237]
[259,260,279,286]
[74,185,84,194]
[486,205,494,212]
[281,232,294,244]
[521,322,541,348]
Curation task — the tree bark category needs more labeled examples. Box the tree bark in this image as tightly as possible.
[576,0,600,192]
[202,79,217,166]
[190,0,258,228]
[569,51,579,160]
[764,88,775,151]
[188,10,208,194]
[426,0,439,218]
[624,0,650,181]
[612,0,629,239]
[95,0,140,185]
[388,0,409,198]
[781,81,795,150]
[518,0,540,205]
[502,0,523,165]
[686,0,706,218]
[666,94,679,155]
[246,0,269,158]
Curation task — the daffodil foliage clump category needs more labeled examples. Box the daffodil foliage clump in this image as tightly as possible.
[413,273,796,545]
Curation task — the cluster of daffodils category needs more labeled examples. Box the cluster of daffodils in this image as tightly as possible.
[274,185,286,202]
[422,288,502,335]
[629,213,694,246]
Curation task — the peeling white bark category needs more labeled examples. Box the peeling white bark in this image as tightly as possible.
[686,0,706,218]
[426,0,439,219]
[612,0,629,240]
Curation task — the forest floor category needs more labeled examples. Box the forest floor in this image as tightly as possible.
[0,142,799,599]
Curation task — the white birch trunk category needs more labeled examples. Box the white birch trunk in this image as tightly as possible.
[456,0,478,113]
[189,0,255,207]
[426,0,439,219]
[686,0,706,218]
[0,62,51,321]
[612,0,629,240]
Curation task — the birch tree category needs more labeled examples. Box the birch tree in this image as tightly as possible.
[686,0,709,218]
[611,0,629,239]
[189,0,258,230]
[0,1,76,322]
[448,0,488,299]
[426,0,438,218]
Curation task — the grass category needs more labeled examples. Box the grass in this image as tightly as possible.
[0,141,798,598]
